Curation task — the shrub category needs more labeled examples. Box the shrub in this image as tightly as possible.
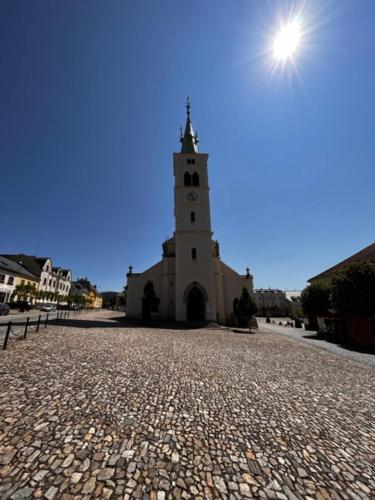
[301,283,330,317]
[331,261,375,317]
[234,287,258,327]
[142,281,160,319]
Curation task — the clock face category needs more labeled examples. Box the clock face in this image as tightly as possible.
[186,191,199,202]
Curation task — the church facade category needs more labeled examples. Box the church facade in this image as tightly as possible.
[126,101,253,324]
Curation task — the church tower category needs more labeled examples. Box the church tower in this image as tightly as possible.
[173,98,217,321]
[126,99,253,324]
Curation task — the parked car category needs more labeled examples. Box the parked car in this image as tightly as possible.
[40,304,57,312]
[40,304,56,312]
[0,303,10,316]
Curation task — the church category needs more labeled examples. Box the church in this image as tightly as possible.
[126,100,253,324]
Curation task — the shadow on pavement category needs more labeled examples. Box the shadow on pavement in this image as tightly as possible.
[52,316,213,331]
[302,332,375,355]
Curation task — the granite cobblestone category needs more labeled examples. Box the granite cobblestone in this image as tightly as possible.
[0,311,374,499]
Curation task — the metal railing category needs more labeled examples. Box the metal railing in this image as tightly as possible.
[1,308,89,350]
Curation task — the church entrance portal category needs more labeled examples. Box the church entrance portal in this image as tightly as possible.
[187,286,205,322]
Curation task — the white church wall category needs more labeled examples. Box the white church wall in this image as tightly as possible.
[160,256,176,320]
[126,261,163,318]
[213,257,226,324]
[175,233,217,321]
[220,261,252,323]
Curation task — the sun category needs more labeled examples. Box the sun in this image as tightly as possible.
[273,21,302,61]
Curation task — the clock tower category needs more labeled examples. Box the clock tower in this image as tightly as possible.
[173,98,217,322]
[126,99,254,324]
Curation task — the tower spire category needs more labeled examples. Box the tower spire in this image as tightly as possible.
[180,97,199,153]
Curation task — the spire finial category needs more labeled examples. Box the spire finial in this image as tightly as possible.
[185,96,191,118]
[180,97,199,153]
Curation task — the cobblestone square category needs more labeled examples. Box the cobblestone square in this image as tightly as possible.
[0,311,374,499]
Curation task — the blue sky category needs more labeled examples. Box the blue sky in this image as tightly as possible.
[1,1,374,292]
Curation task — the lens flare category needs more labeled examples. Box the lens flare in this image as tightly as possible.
[273,21,302,60]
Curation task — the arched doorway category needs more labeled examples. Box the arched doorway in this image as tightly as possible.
[187,286,205,321]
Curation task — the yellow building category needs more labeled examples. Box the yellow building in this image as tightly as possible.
[87,288,103,309]
[0,256,39,303]
[71,278,102,309]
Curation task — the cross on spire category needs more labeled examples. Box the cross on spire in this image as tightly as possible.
[180,97,199,153]
[185,96,191,117]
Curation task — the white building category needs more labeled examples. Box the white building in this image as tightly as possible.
[126,100,253,324]
[2,255,72,301]
[254,289,290,317]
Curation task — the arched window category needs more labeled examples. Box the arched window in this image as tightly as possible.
[184,172,191,186]
[192,172,200,186]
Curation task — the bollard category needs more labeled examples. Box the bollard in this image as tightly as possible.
[45,313,49,328]
[24,317,30,339]
[36,314,41,332]
[3,322,12,350]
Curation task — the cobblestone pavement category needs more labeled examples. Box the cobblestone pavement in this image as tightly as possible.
[0,311,374,499]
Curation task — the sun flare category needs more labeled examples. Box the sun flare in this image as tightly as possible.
[273,21,302,61]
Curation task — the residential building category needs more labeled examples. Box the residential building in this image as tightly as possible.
[285,290,303,317]
[254,289,290,317]
[0,256,39,303]
[126,100,253,324]
[72,278,102,309]
[1,254,72,302]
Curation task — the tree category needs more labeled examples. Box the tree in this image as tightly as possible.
[234,287,258,329]
[118,286,127,307]
[331,261,375,317]
[301,283,330,318]
[142,281,159,320]
[13,284,27,301]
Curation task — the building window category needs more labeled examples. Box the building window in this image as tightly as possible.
[43,278,47,285]
[49,279,52,286]
[8,276,14,285]
[21,279,25,285]
[171,282,173,286]
[192,172,199,186]
[187,158,196,165]
[184,172,191,186]
[192,248,197,260]
[190,211,195,222]
[0,274,5,283]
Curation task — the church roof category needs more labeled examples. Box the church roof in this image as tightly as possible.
[180,97,199,154]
